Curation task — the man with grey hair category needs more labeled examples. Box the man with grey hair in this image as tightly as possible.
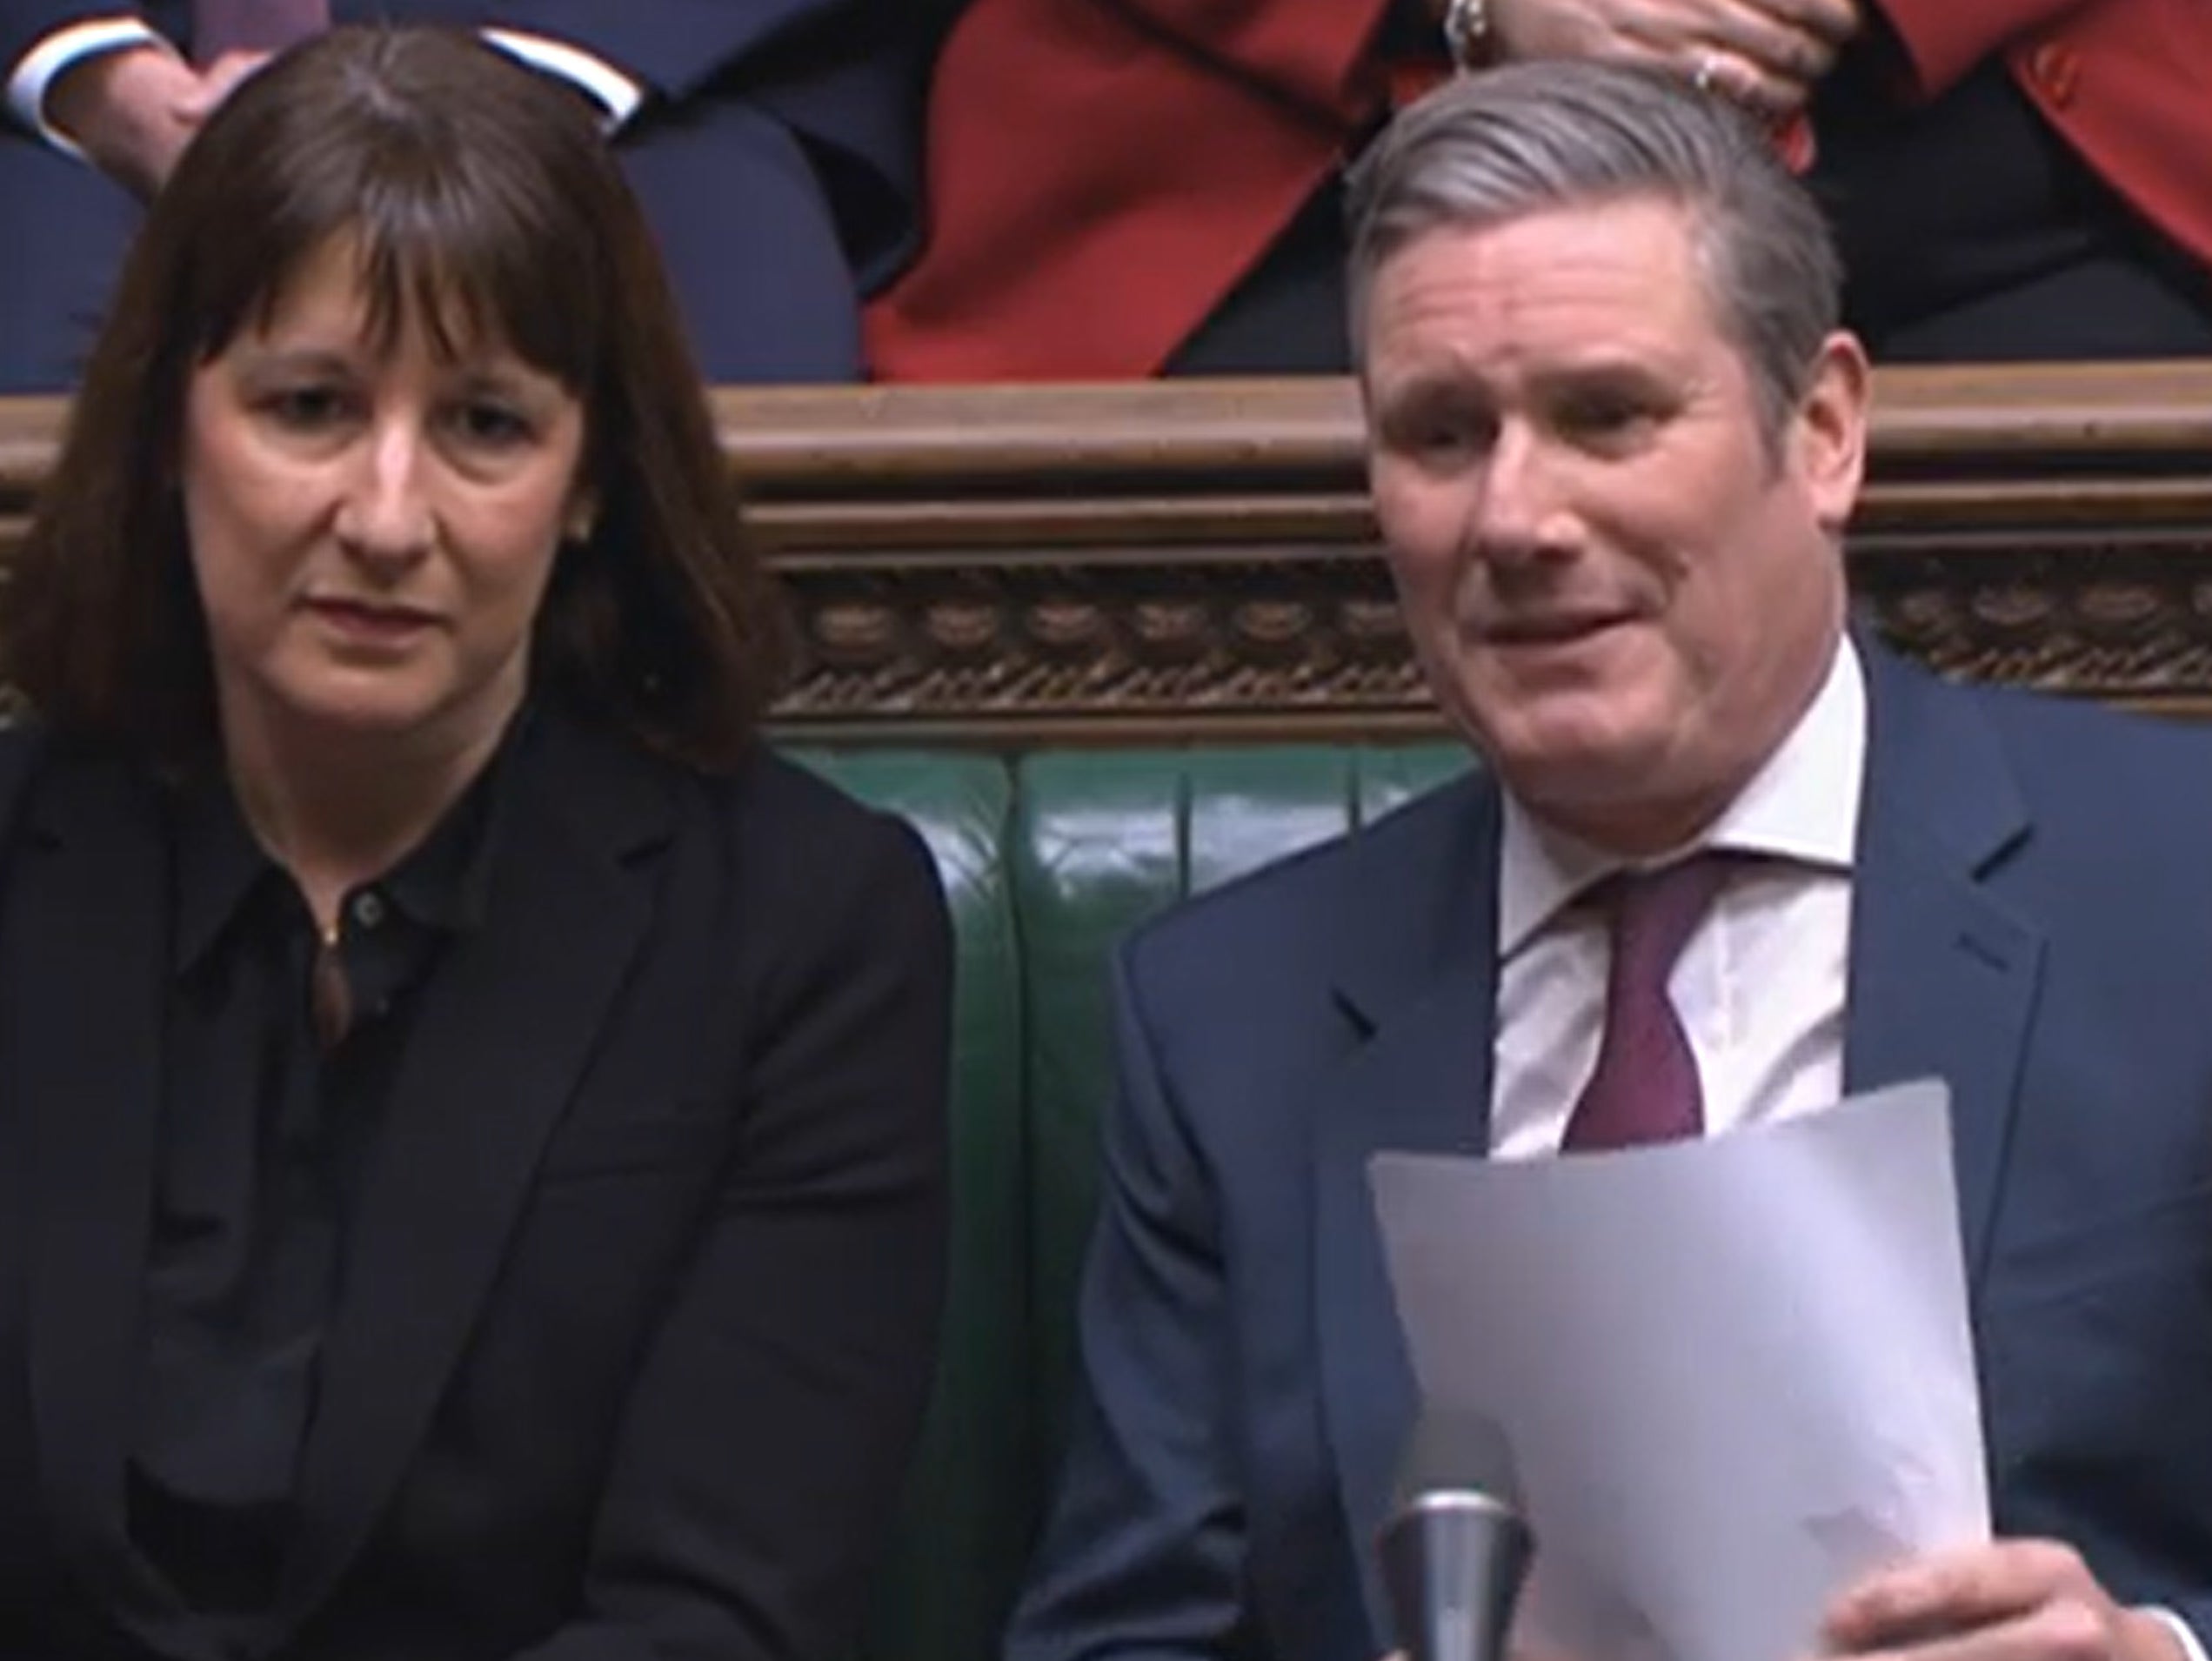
[1006,57,2212,1661]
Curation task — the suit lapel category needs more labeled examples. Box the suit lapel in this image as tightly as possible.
[1844,645,2041,1296]
[275,716,675,1629]
[1309,774,1500,1646]
[1306,646,2042,1643]
[9,752,198,1638]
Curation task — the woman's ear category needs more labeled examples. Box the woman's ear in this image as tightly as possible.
[564,489,598,545]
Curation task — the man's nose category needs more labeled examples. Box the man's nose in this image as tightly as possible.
[1466,423,1574,569]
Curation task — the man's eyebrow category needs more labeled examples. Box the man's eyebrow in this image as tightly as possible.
[1373,370,1491,418]
[1521,357,1674,395]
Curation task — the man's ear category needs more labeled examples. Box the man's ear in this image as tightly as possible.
[1792,331,1871,536]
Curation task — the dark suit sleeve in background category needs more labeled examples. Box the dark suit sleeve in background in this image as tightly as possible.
[2166,1604,2212,1661]
[515,802,953,1661]
[399,0,849,97]
[1,2,170,104]
[404,0,928,296]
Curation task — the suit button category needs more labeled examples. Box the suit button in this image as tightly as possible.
[2028,42,2081,104]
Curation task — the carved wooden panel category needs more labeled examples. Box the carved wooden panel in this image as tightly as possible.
[6,365,2210,740]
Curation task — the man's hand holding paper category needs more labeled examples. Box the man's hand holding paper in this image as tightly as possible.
[1821,1542,2189,1661]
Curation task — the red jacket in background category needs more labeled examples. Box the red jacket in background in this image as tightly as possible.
[865,0,2212,381]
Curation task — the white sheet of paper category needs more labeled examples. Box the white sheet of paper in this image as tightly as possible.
[1370,1078,1989,1661]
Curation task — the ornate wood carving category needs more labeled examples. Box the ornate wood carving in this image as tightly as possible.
[6,365,2210,741]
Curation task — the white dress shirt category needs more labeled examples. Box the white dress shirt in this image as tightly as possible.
[1490,633,1862,1160]
[1486,633,2208,1661]
[7,14,641,155]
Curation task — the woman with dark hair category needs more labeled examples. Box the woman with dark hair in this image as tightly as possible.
[0,25,951,1661]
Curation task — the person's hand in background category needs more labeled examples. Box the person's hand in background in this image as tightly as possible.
[45,43,274,198]
[1482,0,1861,114]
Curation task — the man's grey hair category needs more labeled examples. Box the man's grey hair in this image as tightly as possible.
[1344,59,1842,436]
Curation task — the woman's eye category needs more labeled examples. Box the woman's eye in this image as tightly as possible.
[263,385,352,430]
[448,401,532,447]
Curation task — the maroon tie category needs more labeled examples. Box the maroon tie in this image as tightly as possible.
[1560,856,1731,1153]
[191,0,329,60]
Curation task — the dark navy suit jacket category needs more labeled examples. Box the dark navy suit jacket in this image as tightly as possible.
[1010,641,2212,1661]
[0,0,926,389]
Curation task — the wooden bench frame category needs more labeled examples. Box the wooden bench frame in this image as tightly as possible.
[7,362,2210,744]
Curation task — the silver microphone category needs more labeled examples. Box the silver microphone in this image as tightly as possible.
[1378,1410,1534,1661]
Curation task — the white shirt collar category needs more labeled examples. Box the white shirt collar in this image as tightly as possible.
[1496,633,1867,959]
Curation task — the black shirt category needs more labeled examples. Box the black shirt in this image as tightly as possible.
[130,729,518,1617]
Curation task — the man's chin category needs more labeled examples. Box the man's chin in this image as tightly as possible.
[1468,703,1665,790]
[1474,730,1709,847]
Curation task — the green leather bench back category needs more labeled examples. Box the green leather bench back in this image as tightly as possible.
[798,744,1469,1661]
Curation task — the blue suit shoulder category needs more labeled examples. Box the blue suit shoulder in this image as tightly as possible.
[1866,653,2212,956]
[1963,674,2212,817]
[1119,772,1486,1022]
